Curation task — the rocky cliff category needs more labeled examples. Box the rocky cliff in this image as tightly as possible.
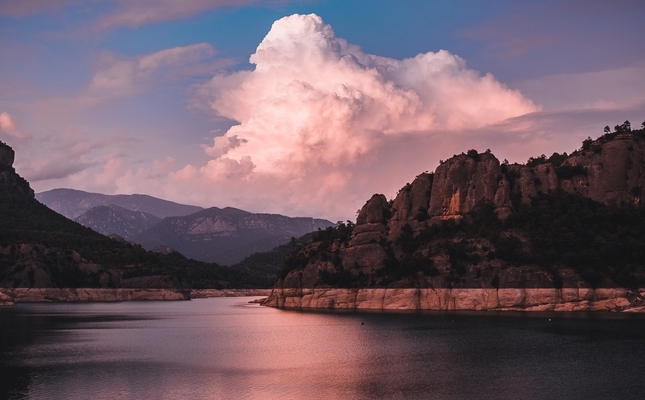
[0,140,33,198]
[266,124,645,310]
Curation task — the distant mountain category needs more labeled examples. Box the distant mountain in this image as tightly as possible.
[75,204,161,240]
[36,188,203,219]
[0,140,271,289]
[133,207,334,265]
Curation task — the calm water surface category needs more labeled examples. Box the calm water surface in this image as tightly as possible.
[1,297,645,399]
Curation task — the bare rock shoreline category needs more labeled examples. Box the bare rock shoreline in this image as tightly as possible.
[0,288,272,305]
[262,287,645,312]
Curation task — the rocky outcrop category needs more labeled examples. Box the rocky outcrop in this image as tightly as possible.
[0,140,33,197]
[0,141,15,167]
[387,173,433,239]
[561,134,645,205]
[263,287,645,312]
[428,152,501,220]
[271,130,645,311]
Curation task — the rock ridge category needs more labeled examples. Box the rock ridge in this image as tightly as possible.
[271,125,645,308]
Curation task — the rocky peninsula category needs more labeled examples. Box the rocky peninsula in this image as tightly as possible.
[263,287,645,312]
[264,123,645,312]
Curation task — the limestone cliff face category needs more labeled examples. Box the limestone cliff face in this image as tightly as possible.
[560,134,645,205]
[383,133,645,232]
[428,152,501,220]
[274,131,645,301]
[500,134,645,208]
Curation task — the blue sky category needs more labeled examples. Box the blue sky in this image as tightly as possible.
[1,0,644,220]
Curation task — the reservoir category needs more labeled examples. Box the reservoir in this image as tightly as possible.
[2,297,645,399]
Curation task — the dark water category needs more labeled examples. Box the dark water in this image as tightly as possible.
[1,298,645,399]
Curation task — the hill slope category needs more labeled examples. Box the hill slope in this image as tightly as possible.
[74,204,162,240]
[133,207,333,265]
[0,140,271,289]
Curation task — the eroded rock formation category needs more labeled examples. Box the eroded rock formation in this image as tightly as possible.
[267,130,645,310]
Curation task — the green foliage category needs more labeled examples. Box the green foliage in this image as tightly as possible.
[526,152,568,168]
[320,268,363,288]
[312,221,355,250]
[466,149,481,161]
[397,223,419,254]
[555,165,586,179]
[232,233,314,282]
[508,191,645,288]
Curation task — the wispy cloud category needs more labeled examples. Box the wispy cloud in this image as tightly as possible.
[516,63,645,110]
[92,0,261,30]
[0,0,87,17]
[83,43,219,105]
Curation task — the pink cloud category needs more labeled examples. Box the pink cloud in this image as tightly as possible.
[173,14,539,218]
[0,112,24,139]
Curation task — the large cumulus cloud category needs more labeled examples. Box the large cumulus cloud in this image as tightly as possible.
[178,14,538,219]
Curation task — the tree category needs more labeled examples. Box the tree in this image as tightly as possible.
[622,120,631,132]
[582,137,593,150]
[604,126,611,134]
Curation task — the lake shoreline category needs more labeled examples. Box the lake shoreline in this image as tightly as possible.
[0,288,272,305]
[262,287,645,312]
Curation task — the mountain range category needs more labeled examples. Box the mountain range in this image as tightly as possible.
[132,207,333,265]
[37,189,333,265]
[74,204,162,240]
[36,188,203,219]
[0,139,271,290]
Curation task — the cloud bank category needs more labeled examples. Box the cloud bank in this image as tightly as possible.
[175,14,538,219]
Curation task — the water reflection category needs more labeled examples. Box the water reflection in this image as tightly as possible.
[1,299,645,399]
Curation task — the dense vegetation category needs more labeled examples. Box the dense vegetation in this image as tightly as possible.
[0,185,273,288]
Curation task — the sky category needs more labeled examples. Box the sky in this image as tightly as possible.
[1,0,644,222]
